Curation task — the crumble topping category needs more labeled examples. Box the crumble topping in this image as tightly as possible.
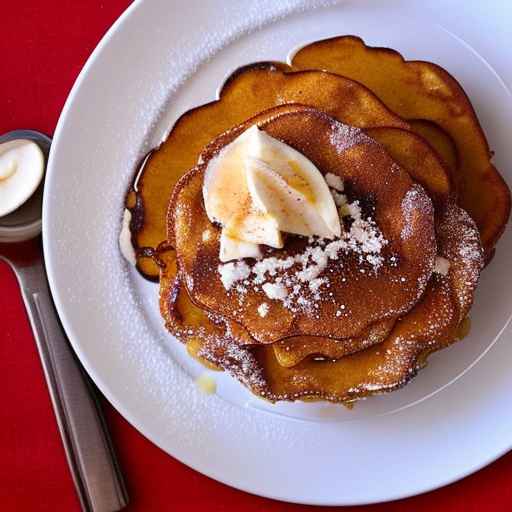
[434,256,450,276]
[325,172,344,191]
[218,261,250,289]
[217,180,389,312]
[257,302,270,317]
[262,282,288,300]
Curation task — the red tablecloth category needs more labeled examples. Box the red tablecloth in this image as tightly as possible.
[2,2,511,511]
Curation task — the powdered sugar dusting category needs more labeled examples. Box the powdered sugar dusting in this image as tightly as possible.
[329,122,373,153]
[218,191,388,312]
[401,185,432,241]
[438,202,484,318]
[197,337,267,392]
[262,282,289,300]
[219,261,251,289]
[257,302,270,317]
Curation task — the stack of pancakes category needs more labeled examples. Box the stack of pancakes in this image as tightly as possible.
[125,37,510,404]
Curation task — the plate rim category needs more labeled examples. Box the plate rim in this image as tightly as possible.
[42,0,512,505]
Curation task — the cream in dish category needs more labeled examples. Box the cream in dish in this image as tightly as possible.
[0,139,44,217]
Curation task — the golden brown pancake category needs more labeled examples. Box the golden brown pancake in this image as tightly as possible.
[128,36,496,404]
[160,104,453,364]
[160,201,483,402]
[160,104,433,361]
[159,106,484,402]
[172,108,436,343]
[272,318,396,368]
[127,64,410,279]
[272,125,453,365]
[292,35,510,259]
[158,244,255,347]
[407,119,458,177]
[127,37,509,280]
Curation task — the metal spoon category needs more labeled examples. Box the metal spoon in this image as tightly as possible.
[0,130,128,512]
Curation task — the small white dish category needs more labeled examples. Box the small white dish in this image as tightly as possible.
[0,131,50,243]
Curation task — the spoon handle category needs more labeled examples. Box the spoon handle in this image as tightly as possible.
[10,259,128,512]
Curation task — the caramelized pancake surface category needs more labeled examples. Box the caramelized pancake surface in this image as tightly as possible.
[172,109,436,343]
[292,35,510,258]
[160,108,484,402]
[161,201,483,402]
[131,35,500,404]
[251,203,483,402]
[127,65,409,279]
[272,318,395,368]
[272,125,452,364]
[165,109,453,365]
[127,36,509,280]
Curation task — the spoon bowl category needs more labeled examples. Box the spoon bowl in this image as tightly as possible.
[0,130,51,244]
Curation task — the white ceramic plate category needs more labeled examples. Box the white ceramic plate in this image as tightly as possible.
[44,0,512,505]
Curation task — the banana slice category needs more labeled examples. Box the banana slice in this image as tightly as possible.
[246,126,341,238]
[203,125,341,261]
[245,157,336,239]
[220,231,262,262]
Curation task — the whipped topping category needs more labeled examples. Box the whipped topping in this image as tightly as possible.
[220,230,262,261]
[119,209,136,265]
[0,139,44,217]
[203,125,341,261]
